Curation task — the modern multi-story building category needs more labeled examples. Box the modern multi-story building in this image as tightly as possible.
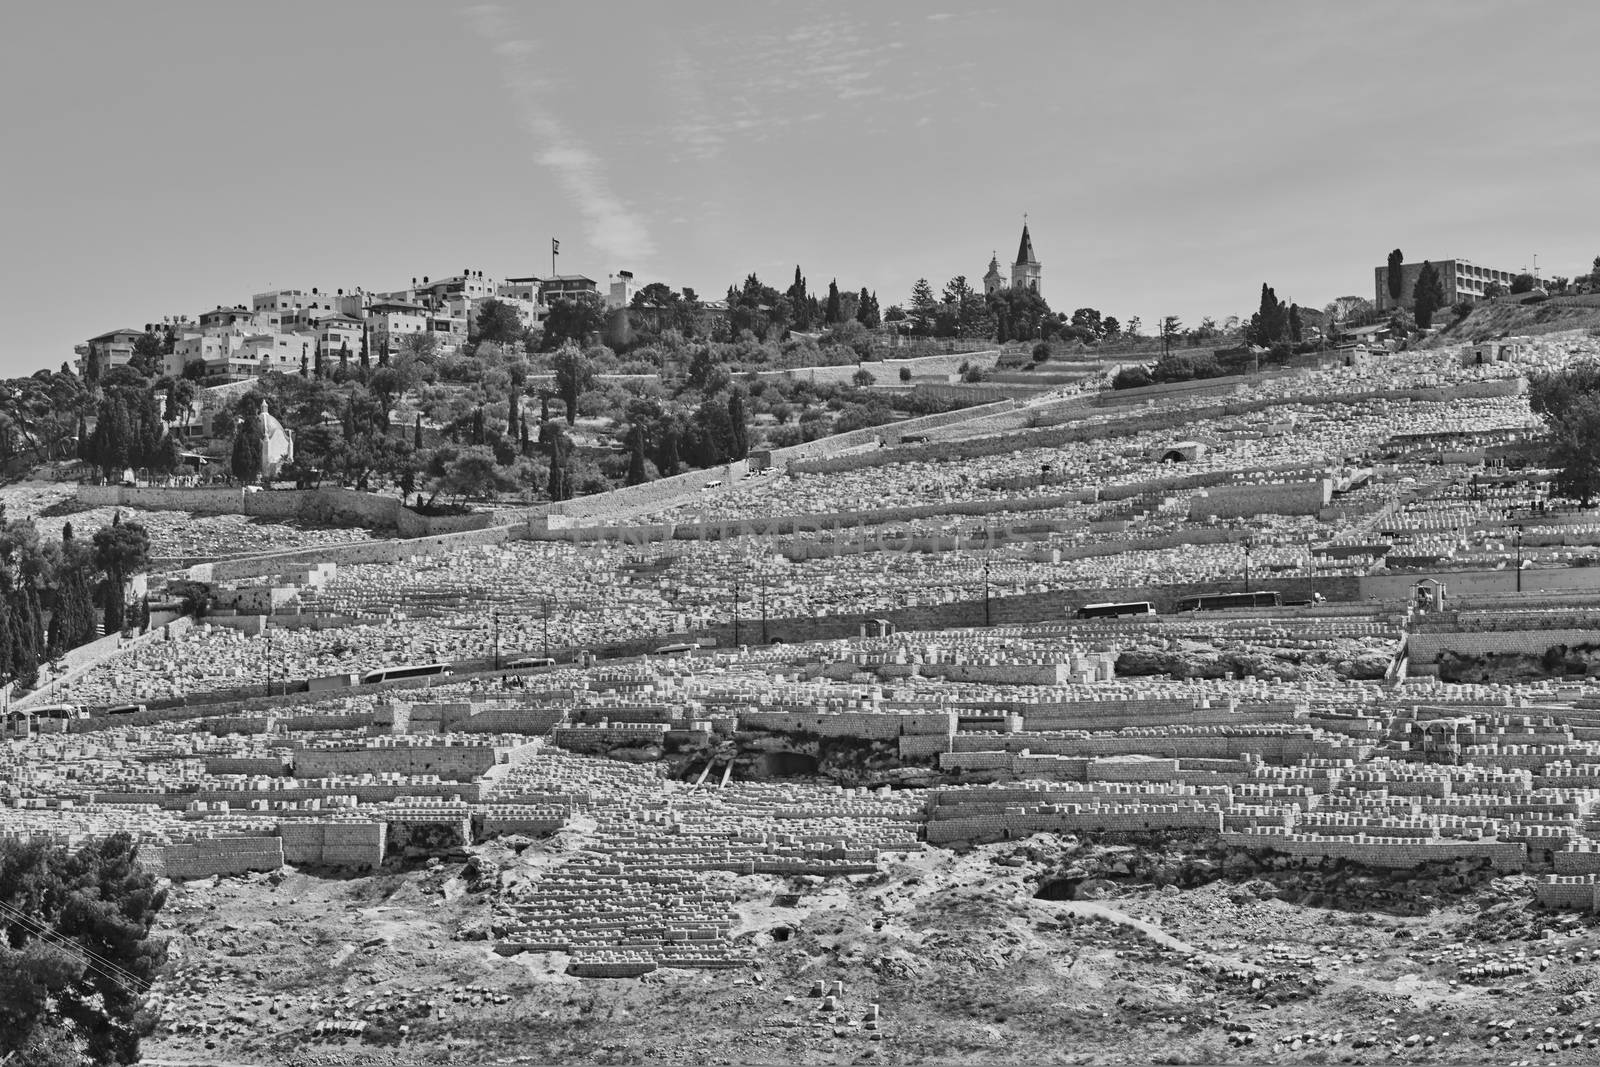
[76,328,144,376]
[315,314,365,364]
[1374,257,1525,312]
[540,275,599,303]
[366,300,429,355]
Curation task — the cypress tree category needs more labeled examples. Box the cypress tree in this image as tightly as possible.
[728,391,749,460]
[825,280,841,324]
[338,341,351,376]
[102,575,125,638]
[414,416,423,450]
[231,413,264,484]
[658,426,681,477]
[11,586,39,688]
[1413,261,1444,329]
[0,589,15,682]
[626,426,647,486]
[547,435,569,501]
[1387,248,1405,302]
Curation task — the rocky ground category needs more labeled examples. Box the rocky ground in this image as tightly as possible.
[138,832,1600,1066]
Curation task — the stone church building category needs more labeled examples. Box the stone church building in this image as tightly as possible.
[983,222,1043,299]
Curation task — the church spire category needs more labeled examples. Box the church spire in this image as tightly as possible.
[1015,218,1038,266]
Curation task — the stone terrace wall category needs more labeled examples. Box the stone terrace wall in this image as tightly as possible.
[140,835,286,881]
[75,484,493,538]
[196,524,517,582]
[765,400,1019,468]
[790,378,1528,477]
[750,348,1004,386]
[542,462,750,523]
[1189,480,1332,520]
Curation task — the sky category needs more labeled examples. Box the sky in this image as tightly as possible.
[2,0,1598,375]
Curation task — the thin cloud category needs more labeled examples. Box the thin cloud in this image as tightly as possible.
[467,5,655,265]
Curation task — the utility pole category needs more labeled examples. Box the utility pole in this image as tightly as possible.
[263,620,272,697]
[731,575,741,646]
[1243,540,1253,594]
[982,556,992,627]
[541,597,551,660]
[492,610,500,671]
[1515,525,1523,593]
[759,580,769,645]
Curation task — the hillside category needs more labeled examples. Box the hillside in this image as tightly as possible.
[1422,301,1600,348]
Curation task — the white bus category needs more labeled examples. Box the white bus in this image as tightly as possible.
[360,663,454,685]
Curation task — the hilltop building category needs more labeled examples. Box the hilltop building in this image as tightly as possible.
[1375,257,1524,312]
[982,222,1043,300]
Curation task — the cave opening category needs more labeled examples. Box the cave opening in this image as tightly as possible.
[757,752,820,777]
[1033,877,1082,901]
[770,926,793,942]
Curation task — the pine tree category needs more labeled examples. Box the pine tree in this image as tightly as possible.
[909,278,937,336]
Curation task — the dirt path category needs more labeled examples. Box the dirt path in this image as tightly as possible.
[1048,899,1261,973]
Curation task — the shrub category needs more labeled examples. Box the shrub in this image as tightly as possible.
[1031,342,1052,363]
[898,366,912,382]
[1112,365,1154,390]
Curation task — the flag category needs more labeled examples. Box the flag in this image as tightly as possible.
[552,238,560,255]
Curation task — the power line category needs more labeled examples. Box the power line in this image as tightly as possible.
[0,897,151,995]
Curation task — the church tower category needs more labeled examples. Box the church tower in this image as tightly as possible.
[982,252,1005,297]
[1010,220,1042,296]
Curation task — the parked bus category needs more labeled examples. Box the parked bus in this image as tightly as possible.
[360,663,454,685]
[651,643,697,656]
[506,656,556,669]
[105,703,148,717]
[1176,591,1281,613]
[1074,601,1156,620]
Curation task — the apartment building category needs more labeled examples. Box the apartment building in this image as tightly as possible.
[316,314,364,363]
[1374,257,1525,312]
[366,300,429,355]
[76,328,143,376]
